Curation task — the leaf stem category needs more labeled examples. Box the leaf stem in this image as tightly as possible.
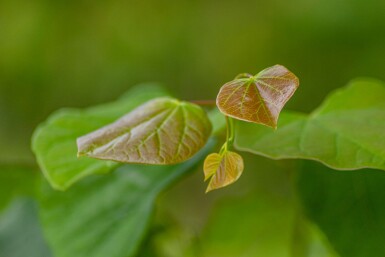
[219,115,236,155]
[226,116,235,146]
[189,100,216,106]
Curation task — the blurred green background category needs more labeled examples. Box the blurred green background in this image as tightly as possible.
[1,0,385,256]
[2,0,385,163]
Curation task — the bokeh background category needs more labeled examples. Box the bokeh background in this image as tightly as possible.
[1,0,385,256]
[2,0,385,164]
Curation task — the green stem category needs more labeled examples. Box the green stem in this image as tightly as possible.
[226,116,235,147]
[189,100,216,106]
[219,116,235,155]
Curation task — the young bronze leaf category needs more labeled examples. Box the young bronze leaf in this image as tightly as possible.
[77,97,212,165]
[216,65,299,128]
[204,151,244,192]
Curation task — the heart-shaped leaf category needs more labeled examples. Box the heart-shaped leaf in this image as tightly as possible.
[216,65,299,128]
[203,151,244,192]
[77,98,212,165]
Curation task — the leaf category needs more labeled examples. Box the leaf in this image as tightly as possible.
[196,168,338,257]
[208,108,226,136]
[77,98,212,165]
[235,79,385,171]
[32,84,168,190]
[216,65,299,128]
[298,161,385,257]
[0,198,52,257]
[203,151,244,192]
[38,144,212,257]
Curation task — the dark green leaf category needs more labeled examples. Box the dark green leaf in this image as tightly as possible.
[77,98,212,165]
[0,198,52,257]
[298,161,385,257]
[235,79,385,171]
[32,84,168,190]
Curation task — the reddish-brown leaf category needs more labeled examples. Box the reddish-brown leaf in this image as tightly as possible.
[77,98,212,165]
[216,65,299,128]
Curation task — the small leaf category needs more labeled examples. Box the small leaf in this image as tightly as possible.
[203,151,244,192]
[77,97,212,165]
[216,65,299,128]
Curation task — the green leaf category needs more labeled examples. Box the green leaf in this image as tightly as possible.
[207,108,226,136]
[216,65,299,128]
[196,181,337,257]
[32,84,169,190]
[235,79,385,171]
[77,98,212,165]
[203,151,244,192]
[0,166,37,211]
[38,143,212,257]
[298,161,385,257]
[0,198,52,257]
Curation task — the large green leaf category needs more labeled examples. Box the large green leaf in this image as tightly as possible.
[235,79,385,171]
[38,143,211,257]
[32,84,169,190]
[77,98,212,165]
[0,198,52,257]
[197,196,337,257]
[298,161,385,257]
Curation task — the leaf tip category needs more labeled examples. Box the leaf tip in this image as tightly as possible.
[205,186,213,194]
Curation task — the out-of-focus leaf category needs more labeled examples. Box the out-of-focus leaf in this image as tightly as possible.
[77,98,212,165]
[39,143,212,257]
[208,108,226,136]
[298,161,385,257]
[0,198,52,257]
[235,79,385,171]
[203,151,244,192]
[216,65,299,128]
[0,166,36,211]
[32,84,168,190]
[196,189,337,257]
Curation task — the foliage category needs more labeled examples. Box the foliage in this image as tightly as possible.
[2,72,385,257]
[203,151,244,192]
[216,65,299,128]
[235,79,385,171]
[39,148,211,257]
[32,84,168,190]
[77,97,212,165]
[0,199,52,257]
[298,161,385,257]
